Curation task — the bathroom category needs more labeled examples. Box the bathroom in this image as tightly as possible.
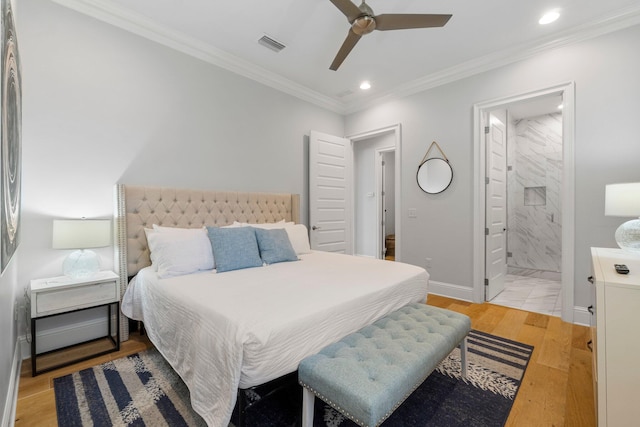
[490,96,563,316]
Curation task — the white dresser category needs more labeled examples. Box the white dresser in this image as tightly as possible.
[590,247,640,426]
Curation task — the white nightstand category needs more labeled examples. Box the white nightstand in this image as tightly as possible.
[28,270,120,376]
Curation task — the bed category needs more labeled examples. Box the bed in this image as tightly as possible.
[115,185,429,426]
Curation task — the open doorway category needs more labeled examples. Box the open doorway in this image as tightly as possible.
[350,124,402,261]
[353,134,395,259]
[486,97,564,317]
[309,125,402,259]
[473,82,576,323]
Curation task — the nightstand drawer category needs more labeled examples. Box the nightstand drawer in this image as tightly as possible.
[36,280,118,316]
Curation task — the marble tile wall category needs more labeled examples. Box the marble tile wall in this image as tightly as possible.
[507,113,562,273]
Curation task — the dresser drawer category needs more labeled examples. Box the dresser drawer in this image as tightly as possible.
[35,280,118,317]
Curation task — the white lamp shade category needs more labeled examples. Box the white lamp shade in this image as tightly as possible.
[52,219,111,249]
[605,183,640,217]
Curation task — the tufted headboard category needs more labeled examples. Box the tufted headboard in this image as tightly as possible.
[114,184,300,340]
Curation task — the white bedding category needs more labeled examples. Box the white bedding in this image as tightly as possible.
[122,251,429,426]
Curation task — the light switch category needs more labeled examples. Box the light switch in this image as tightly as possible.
[408,208,417,218]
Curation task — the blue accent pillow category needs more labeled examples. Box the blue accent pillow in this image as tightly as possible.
[206,226,263,273]
[254,228,299,265]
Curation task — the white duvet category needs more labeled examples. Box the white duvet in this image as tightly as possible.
[122,251,429,426]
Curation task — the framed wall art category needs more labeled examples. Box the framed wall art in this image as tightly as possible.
[1,0,21,274]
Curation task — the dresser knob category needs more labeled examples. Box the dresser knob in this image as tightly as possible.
[587,275,594,284]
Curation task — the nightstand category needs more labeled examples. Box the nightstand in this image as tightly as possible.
[28,270,120,376]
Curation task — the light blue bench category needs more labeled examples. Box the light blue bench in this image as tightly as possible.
[298,303,471,427]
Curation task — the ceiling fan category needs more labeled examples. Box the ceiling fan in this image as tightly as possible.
[328,0,452,70]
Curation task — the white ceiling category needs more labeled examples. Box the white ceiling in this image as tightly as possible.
[54,0,640,113]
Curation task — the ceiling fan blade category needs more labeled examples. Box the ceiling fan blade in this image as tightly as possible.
[375,14,452,30]
[330,29,362,71]
[329,0,362,23]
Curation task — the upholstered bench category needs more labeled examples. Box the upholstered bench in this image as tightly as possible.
[298,303,471,427]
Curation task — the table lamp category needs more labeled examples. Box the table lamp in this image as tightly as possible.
[52,219,111,278]
[605,182,640,253]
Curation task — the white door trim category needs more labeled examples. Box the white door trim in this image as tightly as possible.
[348,124,403,262]
[472,82,575,322]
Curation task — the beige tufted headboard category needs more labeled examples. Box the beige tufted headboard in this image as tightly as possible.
[114,184,300,340]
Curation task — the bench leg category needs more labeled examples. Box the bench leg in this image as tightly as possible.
[460,337,468,379]
[302,388,315,427]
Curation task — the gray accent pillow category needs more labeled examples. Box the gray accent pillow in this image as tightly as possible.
[254,228,299,265]
[206,226,263,273]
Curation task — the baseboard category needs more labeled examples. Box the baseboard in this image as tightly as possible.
[429,281,593,326]
[427,281,474,302]
[1,342,21,427]
[572,306,592,327]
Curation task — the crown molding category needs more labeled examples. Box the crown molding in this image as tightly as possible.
[344,4,640,114]
[51,0,346,114]
[53,0,640,116]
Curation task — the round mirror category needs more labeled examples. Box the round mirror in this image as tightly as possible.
[416,158,453,194]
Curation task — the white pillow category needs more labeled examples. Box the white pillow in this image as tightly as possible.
[143,228,157,270]
[233,220,295,229]
[147,226,214,278]
[284,224,312,254]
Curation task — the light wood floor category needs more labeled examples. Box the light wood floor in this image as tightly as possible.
[15,296,595,426]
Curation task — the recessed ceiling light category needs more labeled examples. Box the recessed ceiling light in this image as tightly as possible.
[360,81,371,90]
[539,10,560,25]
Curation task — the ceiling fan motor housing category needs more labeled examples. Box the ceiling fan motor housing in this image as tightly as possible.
[352,15,376,35]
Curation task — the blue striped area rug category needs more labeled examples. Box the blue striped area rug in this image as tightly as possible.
[54,330,533,426]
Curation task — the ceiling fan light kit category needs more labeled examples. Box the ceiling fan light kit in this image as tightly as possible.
[328,0,452,70]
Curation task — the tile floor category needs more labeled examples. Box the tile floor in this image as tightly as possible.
[490,274,562,317]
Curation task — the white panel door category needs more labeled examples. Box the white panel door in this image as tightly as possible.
[485,114,508,300]
[309,130,352,253]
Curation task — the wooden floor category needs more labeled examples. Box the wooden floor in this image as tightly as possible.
[15,296,595,426]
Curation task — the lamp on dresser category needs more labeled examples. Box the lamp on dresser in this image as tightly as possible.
[605,182,640,253]
[52,218,111,278]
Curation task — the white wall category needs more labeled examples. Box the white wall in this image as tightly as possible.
[9,0,343,364]
[0,259,19,426]
[345,23,640,309]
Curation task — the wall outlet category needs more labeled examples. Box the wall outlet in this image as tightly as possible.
[425,258,432,269]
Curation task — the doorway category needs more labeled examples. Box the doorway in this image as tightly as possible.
[309,125,402,261]
[353,133,396,259]
[349,124,402,262]
[487,99,564,317]
[472,82,575,322]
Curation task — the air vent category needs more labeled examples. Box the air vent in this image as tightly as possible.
[336,89,354,98]
[258,35,286,52]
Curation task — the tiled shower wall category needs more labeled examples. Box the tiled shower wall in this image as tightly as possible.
[507,113,562,273]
